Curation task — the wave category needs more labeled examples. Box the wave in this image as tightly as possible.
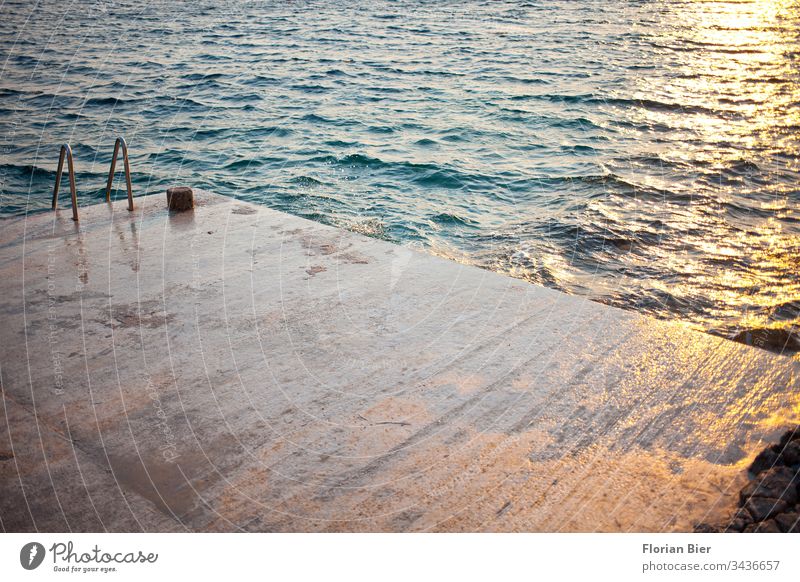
[290,84,329,93]
[85,96,127,107]
[240,75,282,86]
[0,163,54,180]
[527,93,728,117]
[184,72,227,81]
[305,153,503,192]
[430,212,478,227]
[600,97,726,117]
[308,153,394,169]
[300,113,356,126]
[222,158,272,171]
[289,175,325,187]
[411,169,463,189]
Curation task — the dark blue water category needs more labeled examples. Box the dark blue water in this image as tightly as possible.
[1,0,799,350]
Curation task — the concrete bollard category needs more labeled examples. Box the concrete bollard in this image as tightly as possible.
[166,186,194,211]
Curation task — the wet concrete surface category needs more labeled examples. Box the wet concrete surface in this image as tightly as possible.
[1,191,799,532]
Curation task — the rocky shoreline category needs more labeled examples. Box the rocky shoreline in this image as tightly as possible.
[696,427,800,533]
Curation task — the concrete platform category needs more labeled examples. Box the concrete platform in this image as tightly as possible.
[1,191,798,532]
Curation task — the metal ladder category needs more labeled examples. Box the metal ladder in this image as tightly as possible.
[52,137,135,221]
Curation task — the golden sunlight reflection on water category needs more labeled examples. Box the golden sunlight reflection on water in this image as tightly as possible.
[587,0,800,355]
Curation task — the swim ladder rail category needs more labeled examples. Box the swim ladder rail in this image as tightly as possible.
[51,143,79,221]
[104,136,134,211]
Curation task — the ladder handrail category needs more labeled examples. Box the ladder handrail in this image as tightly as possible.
[104,136,134,211]
[51,143,79,221]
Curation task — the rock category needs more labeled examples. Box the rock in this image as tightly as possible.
[777,440,800,467]
[734,507,753,522]
[716,428,800,533]
[743,520,781,533]
[740,466,799,506]
[744,496,788,522]
[166,186,194,211]
[749,447,781,475]
[732,327,800,353]
[774,512,799,533]
[731,508,754,526]
[694,523,719,533]
[725,517,747,532]
[778,426,800,448]
[749,519,781,533]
